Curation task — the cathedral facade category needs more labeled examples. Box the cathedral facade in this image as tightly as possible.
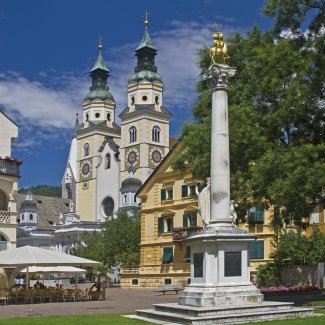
[62,22,171,222]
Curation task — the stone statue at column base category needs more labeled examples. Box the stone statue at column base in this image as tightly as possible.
[195,178,210,226]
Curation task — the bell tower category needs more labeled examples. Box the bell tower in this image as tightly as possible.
[75,39,121,221]
[119,13,171,184]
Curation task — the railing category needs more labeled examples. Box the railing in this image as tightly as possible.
[172,226,203,242]
[0,159,20,177]
[0,211,16,224]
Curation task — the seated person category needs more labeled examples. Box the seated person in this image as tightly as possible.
[34,280,41,289]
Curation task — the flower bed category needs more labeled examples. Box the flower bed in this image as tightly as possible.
[260,285,318,294]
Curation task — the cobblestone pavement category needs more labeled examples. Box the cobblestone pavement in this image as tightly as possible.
[1,288,324,320]
[0,288,178,319]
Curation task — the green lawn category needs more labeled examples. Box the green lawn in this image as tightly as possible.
[0,311,324,325]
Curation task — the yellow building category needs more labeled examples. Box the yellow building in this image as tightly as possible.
[120,145,276,287]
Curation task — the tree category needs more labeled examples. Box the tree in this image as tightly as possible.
[172,1,325,227]
[271,229,325,266]
[70,210,141,268]
[19,185,62,197]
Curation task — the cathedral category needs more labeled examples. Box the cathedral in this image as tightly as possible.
[61,19,171,221]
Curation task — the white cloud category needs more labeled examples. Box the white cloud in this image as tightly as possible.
[0,20,239,150]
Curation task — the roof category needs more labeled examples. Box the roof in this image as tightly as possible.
[90,48,109,73]
[119,104,171,119]
[129,70,161,82]
[17,194,71,229]
[0,111,19,127]
[135,28,157,51]
[120,177,142,193]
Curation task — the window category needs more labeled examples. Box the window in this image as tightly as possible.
[85,113,89,122]
[142,95,148,102]
[29,213,33,221]
[105,153,111,169]
[249,240,264,260]
[164,278,172,285]
[183,213,197,228]
[162,247,173,264]
[123,194,128,204]
[155,95,159,105]
[129,126,137,143]
[0,234,7,251]
[166,217,173,232]
[21,214,24,221]
[161,188,173,201]
[152,126,161,143]
[158,216,173,235]
[182,184,196,198]
[102,197,114,217]
[83,143,90,156]
[184,246,191,262]
[107,113,111,121]
[95,112,100,118]
[131,96,135,105]
[131,279,138,285]
[133,195,137,203]
[248,205,264,224]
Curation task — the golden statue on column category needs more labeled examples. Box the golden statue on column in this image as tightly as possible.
[210,28,229,66]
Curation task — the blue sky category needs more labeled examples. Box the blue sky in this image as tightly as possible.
[0,0,272,188]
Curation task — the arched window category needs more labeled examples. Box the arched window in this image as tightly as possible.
[105,153,111,169]
[0,234,7,251]
[102,197,114,217]
[124,194,128,204]
[107,113,111,121]
[129,126,137,143]
[29,213,33,221]
[85,113,89,122]
[83,143,90,156]
[152,126,161,143]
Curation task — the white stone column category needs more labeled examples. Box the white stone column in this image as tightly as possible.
[204,65,236,227]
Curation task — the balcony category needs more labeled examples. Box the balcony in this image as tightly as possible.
[172,226,203,242]
[0,210,16,224]
[0,158,21,177]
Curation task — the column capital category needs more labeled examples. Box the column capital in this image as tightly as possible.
[203,64,236,90]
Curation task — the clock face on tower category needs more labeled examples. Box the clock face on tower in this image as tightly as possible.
[128,151,137,164]
[152,150,162,163]
[80,160,92,178]
[150,147,164,166]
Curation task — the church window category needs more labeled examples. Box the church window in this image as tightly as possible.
[67,188,72,200]
[86,113,89,122]
[155,96,159,105]
[95,113,100,118]
[102,197,114,217]
[0,234,7,251]
[21,214,24,221]
[107,113,111,121]
[124,194,128,204]
[152,126,161,143]
[105,153,111,169]
[29,214,33,221]
[83,143,90,156]
[133,195,137,203]
[131,96,135,105]
[129,126,137,143]
[142,95,148,102]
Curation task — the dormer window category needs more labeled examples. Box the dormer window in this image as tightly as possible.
[152,126,161,143]
[129,126,137,143]
[83,143,90,156]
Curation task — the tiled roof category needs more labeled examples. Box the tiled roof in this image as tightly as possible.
[17,194,71,230]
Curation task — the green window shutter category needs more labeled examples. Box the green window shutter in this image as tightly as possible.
[183,214,188,227]
[249,242,256,259]
[158,217,164,235]
[190,213,197,226]
[256,241,264,259]
[161,189,166,201]
[256,205,264,224]
[163,247,173,263]
[182,185,188,198]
